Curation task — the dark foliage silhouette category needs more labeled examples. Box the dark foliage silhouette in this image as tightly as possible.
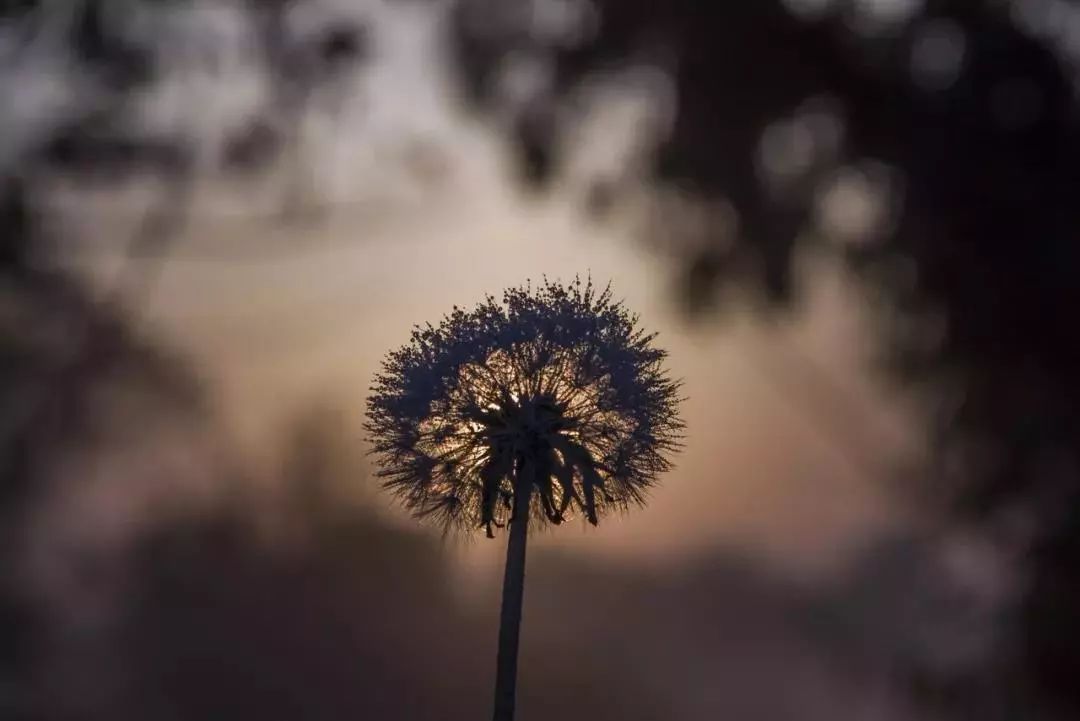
[0,7,204,714]
[449,1,1080,717]
[0,261,210,719]
[366,278,682,721]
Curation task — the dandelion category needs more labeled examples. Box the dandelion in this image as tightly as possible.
[365,277,682,721]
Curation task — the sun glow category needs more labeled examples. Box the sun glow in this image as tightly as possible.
[412,339,627,526]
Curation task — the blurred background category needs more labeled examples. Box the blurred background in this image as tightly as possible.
[2,0,1078,719]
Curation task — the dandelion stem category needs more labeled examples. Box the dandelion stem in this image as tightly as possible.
[492,458,534,721]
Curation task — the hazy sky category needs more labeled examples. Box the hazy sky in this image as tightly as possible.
[40,0,920,580]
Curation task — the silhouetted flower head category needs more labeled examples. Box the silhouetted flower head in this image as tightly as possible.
[366,278,683,537]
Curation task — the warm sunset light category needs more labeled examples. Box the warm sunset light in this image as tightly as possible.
[5,2,1078,721]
